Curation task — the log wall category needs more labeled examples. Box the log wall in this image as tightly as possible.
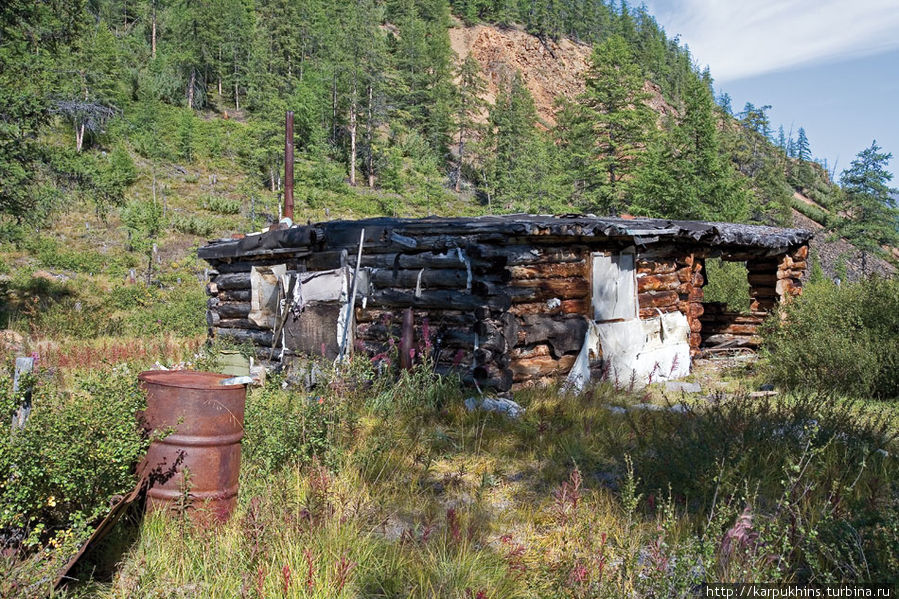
[202,237,810,392]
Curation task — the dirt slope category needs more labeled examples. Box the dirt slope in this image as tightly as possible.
[791,209,896,281]
[449,24,675,125]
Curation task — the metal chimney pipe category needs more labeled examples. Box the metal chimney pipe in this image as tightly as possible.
[284,110,294,220]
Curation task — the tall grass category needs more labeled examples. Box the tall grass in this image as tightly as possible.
[3,357,897,597]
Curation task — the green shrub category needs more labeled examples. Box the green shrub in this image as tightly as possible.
[703,258,750,313]
[762,277,899,398]
[170,213,217,237]
[0,367,149,544]
[242,374,348,473]
[25,237,105,274]
[121,280,206,337]
[790,196,830,226]
[202,195,242,215]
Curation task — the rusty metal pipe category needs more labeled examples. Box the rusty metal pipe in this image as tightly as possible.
[284,110,294,220]
[138,370,247,522]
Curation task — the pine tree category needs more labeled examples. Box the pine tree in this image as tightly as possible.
[451,55,487,191]
[631,75,748,221]
[486,72,566,212]
[558,34,655,214]
[835,141,899,256]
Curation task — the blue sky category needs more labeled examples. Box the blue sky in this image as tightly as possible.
[641,0,899,179]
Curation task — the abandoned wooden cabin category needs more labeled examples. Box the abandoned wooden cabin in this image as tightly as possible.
[198,215,812,391]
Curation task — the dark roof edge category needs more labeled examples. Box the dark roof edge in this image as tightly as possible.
[198,215,813,261]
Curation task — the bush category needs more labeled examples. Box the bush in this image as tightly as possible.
[0,367,149,544]
[242,373,348,473]
[170,213,217,237]
[202,195,242,215]
[761,277,899,398]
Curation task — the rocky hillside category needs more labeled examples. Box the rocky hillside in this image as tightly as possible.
[449,24,676,125]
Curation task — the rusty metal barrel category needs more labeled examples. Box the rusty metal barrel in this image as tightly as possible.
[138,370,247,522]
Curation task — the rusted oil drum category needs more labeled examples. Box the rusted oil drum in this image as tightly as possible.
[138,370,247,522]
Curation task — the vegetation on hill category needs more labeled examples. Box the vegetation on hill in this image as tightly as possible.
[1,0,894,252]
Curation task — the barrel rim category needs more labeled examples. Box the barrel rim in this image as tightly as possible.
[138,369,247,390]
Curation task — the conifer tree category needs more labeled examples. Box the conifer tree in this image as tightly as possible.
[631,75,748,221]
[835,141,899,256]
[796,127,811,162]
[486,72,565,212]
[451,55,487,191]
[557,34,655,214]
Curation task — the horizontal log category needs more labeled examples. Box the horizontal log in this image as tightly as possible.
[215,302,251,318]
[471,245,586,266]
[214,272,251,290]
[638,290,679,308]
[508,262,586,279]
[361,250,494,271]
[636,259,677,275]
[701,333,761,348]
[746,261,780,273]
[214,327,273,346]
[776,269,804,280]
[370,268,471,289]
[218,289,251,302]
[748,273,777,286]
[508,298,589,316]
[355,308,473,326]
[791,245,809,260]
[637,273,680,292]
[689,319,702,333]
[509,343,552,360]
[691,272,704,287]
[215,318,270,331]
[707,323,760,335]
[676,267,692,283]
[517,314,588,357]
[509,276,590,299]
[510,354,576,381]
[304,250,348,271]
[369,289,509,311]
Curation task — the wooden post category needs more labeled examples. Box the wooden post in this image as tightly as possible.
[11,356,34,430]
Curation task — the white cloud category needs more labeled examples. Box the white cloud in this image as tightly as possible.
[644,0,899,82]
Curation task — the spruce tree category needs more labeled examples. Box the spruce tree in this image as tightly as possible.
[796,127,811,162]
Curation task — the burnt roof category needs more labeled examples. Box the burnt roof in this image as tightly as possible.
[198,214,813,260]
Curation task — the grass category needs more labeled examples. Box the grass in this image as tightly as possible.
[0,357,888,598]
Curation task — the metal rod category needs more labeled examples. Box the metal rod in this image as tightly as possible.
[284,110,294,220]
[337,228,365,363]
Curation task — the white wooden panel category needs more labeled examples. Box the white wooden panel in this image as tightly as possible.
[591,248,637,322]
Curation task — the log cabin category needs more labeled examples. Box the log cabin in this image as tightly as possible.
[198,215,812,391]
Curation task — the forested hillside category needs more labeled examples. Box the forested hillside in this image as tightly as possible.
[1,0,896,254]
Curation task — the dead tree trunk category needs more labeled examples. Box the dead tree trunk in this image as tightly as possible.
[366,84,374,188]
[187,68,196,109]
[348,94,357,187]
